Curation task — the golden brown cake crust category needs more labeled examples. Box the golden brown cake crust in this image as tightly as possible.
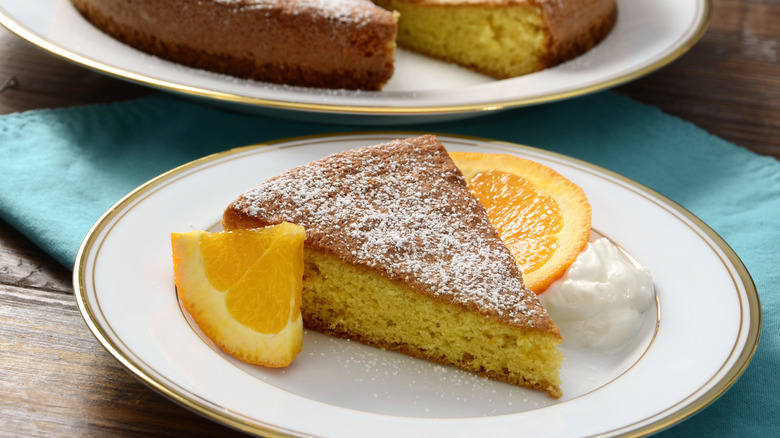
[70,0,397,90]
[533,0,617,69]
[222,135,559,337]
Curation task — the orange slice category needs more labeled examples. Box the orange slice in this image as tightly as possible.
[171,222,306,367]
[450,152,591,293]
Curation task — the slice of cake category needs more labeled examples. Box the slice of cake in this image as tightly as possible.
[222,135,563,398]
[71,0,397,90]
[373,0,617,78]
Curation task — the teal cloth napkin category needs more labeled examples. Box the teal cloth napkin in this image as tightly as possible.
[1,91,778,436]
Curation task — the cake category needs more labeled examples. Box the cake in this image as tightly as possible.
[71,0,615,90]
[70,0,398,90]
[222,135,563,398]
[374,0,617,78]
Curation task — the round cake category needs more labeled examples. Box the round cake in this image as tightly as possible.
[71,0,616,89]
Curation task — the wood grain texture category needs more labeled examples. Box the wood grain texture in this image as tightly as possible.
[615,0,780,158]
[0,0,778,436]
[0,282,242,437]
[0,27,153,113]
[0,220,71,294]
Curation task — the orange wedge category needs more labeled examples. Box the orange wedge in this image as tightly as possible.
[450,152,591,293]
[171,222,306,367]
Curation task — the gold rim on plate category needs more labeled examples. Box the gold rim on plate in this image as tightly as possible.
[74,131,759,438]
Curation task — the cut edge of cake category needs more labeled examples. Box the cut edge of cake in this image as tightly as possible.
[373,0,617,79]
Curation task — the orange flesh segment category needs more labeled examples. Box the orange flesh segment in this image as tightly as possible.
[200,229,275,291]
[468,170,562,274]
[170,222,305,367]
[222,232,304,333]
[450,151,591,293]
[198,227,303,334]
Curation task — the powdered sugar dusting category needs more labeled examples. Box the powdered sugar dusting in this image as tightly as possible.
[213,0,383,25]
[229,136,551,327]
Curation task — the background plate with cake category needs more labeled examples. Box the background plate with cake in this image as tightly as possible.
[0,0,710,123]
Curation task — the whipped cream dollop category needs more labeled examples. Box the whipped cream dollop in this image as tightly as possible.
[539,238,655,350]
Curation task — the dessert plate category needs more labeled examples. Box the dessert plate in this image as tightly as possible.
[74,132,759,438]
[0,0,709,124]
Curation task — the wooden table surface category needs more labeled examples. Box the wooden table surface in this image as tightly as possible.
[1,1,778,436]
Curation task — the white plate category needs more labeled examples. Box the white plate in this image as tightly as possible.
[1,0,709,124]
[74,132,759,438]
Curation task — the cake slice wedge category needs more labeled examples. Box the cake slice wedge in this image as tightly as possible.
[222,135,563,398]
